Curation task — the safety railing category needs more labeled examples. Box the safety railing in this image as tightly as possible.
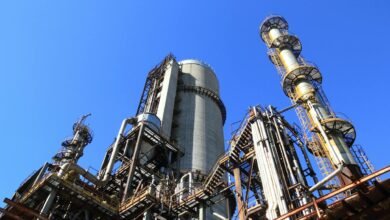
[275,165,390,220]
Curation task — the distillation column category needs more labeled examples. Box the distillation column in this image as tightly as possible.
[96,56,228,219]
[259,16,362,186]
[42,114,93,216]
[173,60,226,174]
[172,60,228,219]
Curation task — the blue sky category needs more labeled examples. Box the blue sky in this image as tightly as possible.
[0,1,389,203]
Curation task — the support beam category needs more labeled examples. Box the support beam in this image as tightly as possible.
[4,198,49,220]
[0,208,24,220]
[275,166,390,220]
[245,158,255,204]
[32,162,49,186]
[123,124,145,201]
[233,167,246,220]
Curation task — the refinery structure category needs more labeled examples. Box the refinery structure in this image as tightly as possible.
[1,16,389,220]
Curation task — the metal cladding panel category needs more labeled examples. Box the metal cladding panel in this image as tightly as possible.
[156,60,179,138]
[173,60,225,174]
[173,60,227,219]
[179,59,220,95]
[251,117,289,219]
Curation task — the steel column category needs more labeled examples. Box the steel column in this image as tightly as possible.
[233,167,246,220]
[123,124,145,201]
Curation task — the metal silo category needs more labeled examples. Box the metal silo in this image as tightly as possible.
[172,60,226,174]
[171,59,228,219]
[129,56,229,219]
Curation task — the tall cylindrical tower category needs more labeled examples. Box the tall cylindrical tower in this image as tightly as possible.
[172,59,226,175]
[134,56,228,218]
[172,60,227,219]
[259,16,362,186]
[133,56,226,175]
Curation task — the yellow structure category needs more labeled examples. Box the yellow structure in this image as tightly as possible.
[260,16,362,186]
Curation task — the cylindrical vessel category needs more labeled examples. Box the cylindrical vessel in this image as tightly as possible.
[136,113,161,165]
[136,113,161,133]
[260,16,362,186]
[172,59,227,218]
[173,59,225,174]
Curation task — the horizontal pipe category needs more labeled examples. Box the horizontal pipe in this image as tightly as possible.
[309,163,344,193]
[58,163,100,185]
[276,103,298,115]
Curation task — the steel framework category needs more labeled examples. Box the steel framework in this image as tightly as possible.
[1,16,389,220]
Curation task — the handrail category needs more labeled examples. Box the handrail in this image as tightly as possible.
[275,165,390,220]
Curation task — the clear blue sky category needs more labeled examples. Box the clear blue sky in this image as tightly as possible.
[1,1,389,203]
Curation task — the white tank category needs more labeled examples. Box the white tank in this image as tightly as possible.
[171,59,227,219]
[172,59,225,174]
[136,113,161,133]
[136,113,161,165]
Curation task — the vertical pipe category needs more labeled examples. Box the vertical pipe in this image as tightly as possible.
[123,124,145,201]
[226,198,232,220]
[198,203,206,220]
[84,210,90,220]
[179,172,192,201]
[272,116,297,184]
[252,108,289,217]
[103,117,135,182]
[143,211,152,220]
[40,189,57,216]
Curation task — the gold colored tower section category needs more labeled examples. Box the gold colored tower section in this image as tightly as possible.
[259,16,362,186]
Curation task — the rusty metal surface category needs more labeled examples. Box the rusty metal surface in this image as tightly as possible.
[4,198,49,220]
[276,166,390,220]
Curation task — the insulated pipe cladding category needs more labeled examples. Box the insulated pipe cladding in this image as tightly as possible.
[101,113,161,183]
[259,16,362,186]
[101,117,137,182]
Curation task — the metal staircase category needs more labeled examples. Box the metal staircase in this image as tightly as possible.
[170,153,231,216]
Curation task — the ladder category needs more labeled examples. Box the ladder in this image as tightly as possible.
[288,91,343,199]
[268,49,286,77]
[351,145,380,182]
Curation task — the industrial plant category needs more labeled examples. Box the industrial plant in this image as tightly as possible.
[0,16,389,220]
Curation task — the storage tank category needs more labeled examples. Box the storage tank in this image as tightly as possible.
[135,113,161,165]
[171,59,228,219]
[172,59,226,174]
